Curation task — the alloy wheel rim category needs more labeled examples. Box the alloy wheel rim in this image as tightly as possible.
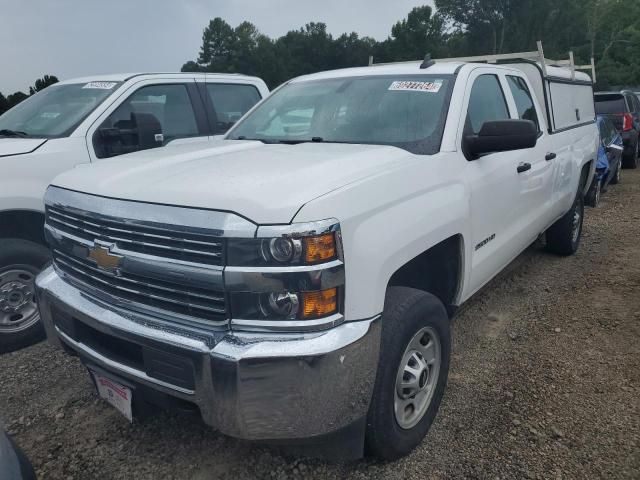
[0,266,40,334]
[394,326,441,429]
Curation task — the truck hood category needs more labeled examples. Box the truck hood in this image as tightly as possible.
[0,138,47,157]
[51,140,410,224]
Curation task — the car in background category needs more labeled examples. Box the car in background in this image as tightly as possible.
[586,115,624,207]
[594,91,640,169]
[0,73,269,354]
[0,427,35,480]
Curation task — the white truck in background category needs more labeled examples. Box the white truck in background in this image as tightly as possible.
[36,47,596,459]
[0,73,269,353]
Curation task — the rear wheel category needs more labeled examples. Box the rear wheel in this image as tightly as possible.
[610,160,621,185]
[0,239,50,354]
[585,176,601,207]
[546,191,584,256]
[365,287,450,460]
[622,140,639,169]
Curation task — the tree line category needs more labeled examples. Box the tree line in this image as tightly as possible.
[182,0,640,90]
[0,75,59,115]
[1,0,638,116]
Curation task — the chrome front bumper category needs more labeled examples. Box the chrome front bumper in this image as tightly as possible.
[36,266,381,441]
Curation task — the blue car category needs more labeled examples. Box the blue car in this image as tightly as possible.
[586,115,624,207]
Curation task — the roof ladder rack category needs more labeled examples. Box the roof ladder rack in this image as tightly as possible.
[369,41,597,83]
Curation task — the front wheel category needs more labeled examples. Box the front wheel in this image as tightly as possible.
[365,287,451,460]
[546,191,584,256]
[0,239,50,354]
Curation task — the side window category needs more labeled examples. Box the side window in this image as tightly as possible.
[466,75,510,134]
[94,84,199,159]
[506,76,540,131]
[206,84,262,133]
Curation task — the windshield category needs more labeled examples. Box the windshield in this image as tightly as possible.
[594,94,628,114]
[0,82,120,138]
[228,75,453,155]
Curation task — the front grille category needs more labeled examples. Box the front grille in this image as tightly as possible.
[46,206,224,266]
[52,248,227,322]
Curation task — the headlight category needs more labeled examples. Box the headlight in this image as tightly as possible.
[226,219,344,330]
[226,220,341,266]
[230,287,340,321]
[262,237,301,263]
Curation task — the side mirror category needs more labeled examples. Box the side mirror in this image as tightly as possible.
[464,120,538,160]
[93,127,123,158]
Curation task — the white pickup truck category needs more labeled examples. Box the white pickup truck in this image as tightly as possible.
[0,73,268,352]
[35,50,597,460]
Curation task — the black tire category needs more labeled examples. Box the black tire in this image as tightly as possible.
[546,191,584,256]
[0,239,50,354]
[610,160,621,185]
[622,139,638,169]
[365,287,451,460]
[585,177,600,208]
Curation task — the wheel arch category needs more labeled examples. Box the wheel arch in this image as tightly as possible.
[580,159,595,196]
[387,234,464,318]
[0,209,47,245]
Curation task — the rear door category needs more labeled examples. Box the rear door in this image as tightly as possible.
[199,81,263,137]
[86,78,210,161]
[503,73,555,235]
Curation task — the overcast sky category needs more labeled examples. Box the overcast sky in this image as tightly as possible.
[0,0,434,94]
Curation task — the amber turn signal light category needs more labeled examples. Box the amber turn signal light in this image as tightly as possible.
[303,233,336,263]
[301,288,338,319]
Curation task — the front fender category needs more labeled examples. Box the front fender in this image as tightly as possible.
[294,155,469,320]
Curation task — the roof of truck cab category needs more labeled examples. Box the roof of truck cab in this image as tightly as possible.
[291,61,592,83]
[291,62,465,82]
[57,72,263,85]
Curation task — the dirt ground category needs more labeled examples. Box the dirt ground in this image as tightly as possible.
[1,170,639,480]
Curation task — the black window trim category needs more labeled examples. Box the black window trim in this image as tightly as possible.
[198,81,264,135]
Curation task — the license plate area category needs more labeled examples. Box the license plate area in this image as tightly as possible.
[90,369,133,422]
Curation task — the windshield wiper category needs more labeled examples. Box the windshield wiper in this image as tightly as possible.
[0,129,29,138]
[233,136,325,145]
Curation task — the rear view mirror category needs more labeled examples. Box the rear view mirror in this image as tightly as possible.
[93,112,163,159]
[464,120,538,159]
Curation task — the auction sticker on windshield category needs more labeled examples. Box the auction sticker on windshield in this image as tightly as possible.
[91,370,133,422]
[82,81,117,90]
[388,80,443,93]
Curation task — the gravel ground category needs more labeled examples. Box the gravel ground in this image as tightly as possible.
[2,170,640,480]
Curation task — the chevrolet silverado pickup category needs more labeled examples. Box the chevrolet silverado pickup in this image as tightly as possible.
[0,73,268,352]
[35,51,597,459]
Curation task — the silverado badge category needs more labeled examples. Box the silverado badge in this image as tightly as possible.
[88,243,123,274]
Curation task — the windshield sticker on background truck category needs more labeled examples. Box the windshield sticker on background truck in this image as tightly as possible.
[82,82,117,90]
[388,80,443,93]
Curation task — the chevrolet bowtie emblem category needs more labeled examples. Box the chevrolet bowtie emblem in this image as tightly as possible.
[88,243,123,273]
